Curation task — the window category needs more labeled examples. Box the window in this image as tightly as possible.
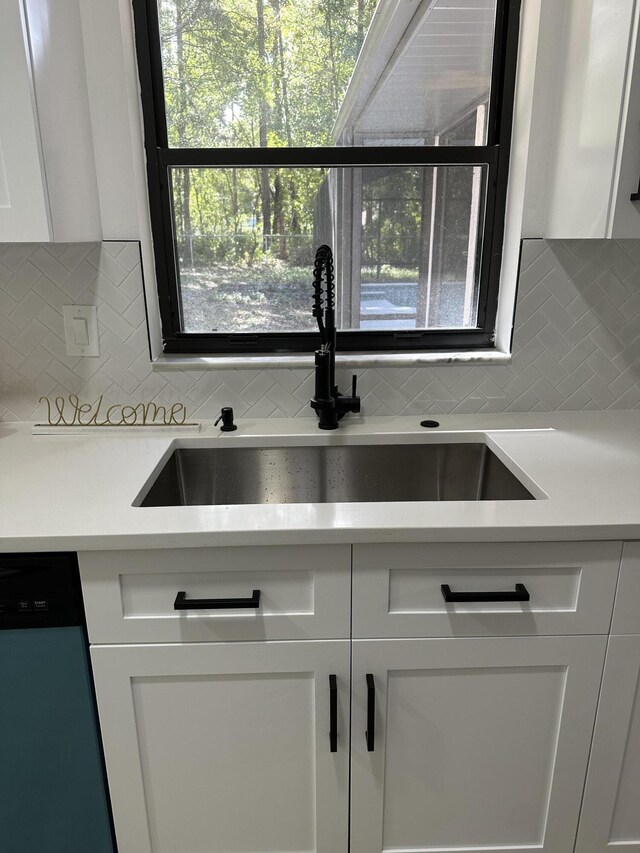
[133,0,521,354]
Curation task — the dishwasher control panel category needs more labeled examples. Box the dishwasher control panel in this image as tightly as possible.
[0,553,83,629]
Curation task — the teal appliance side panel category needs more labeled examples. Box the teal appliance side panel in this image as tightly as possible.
[0,627,114,853]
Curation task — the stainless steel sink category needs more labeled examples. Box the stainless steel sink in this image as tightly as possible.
[137,443,535,506]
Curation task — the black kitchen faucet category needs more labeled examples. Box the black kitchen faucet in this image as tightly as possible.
[310,245,360,429]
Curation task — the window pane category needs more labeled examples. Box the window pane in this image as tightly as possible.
[172,165,487,333]
[158,0,497,148]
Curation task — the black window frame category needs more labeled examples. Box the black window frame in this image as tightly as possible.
[132,0,522,355]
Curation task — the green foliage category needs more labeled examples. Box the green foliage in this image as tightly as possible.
[160,0,377,265]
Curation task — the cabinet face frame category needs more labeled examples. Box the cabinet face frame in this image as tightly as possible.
[91,640,350,853]
[612,543,640,634]
[350,635,608,853]
[576,635,640,853]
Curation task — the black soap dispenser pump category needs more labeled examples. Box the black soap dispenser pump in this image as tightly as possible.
[215,407,237,432]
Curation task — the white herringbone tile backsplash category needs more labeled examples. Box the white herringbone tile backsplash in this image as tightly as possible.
[1,239,640,423]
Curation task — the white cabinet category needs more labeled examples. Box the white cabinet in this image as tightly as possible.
[351,636,607,853]
[576,635,640,853]
[575,544,640,852]
[610,4,640,239]
[0,0,51,241]
[0,0,110,242]
[529,0,640,239]
[22,0,102,241]
[85,544,352,853]
[83,541,621,853]
[348,540,620,853]
[91,640,350,853]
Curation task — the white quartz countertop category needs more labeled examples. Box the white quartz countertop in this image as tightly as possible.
[2,411,640,551]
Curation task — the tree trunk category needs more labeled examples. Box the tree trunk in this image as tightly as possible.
[272,172,287,259]
[289,178,298,256]
[325,0,340,113]
[193,181,205,234]
[357,0,365,49]
[272,0,294,259]
[256,0,271,252]
[176,1,193,267]
[231,169,239,234]
[183,169,193,267]
[272,0,292,147]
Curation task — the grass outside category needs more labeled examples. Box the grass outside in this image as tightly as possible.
[179,259,419,332]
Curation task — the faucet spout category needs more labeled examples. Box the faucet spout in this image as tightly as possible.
[310,245,360,429]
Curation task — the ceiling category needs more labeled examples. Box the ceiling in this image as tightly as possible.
[334,0,496,144]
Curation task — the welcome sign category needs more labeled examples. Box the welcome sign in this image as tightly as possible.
[33,395,200,433]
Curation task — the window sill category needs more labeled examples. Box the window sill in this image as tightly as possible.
[151,349,512,371]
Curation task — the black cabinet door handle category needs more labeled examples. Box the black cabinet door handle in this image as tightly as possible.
[329,674,338,752]
[441,583,530,603]
[174,590,261,610]
[631,177,640,201]
[366,673,375,752]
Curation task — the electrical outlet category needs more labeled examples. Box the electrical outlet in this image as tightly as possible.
[62,306,100,357]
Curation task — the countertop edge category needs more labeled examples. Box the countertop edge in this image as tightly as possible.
[1,523,638,553]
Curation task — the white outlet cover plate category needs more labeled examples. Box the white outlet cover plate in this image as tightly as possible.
[62,305,100,356]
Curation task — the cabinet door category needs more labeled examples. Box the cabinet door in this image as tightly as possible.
[0,0,51,240]
[91,640,350,853]
[540,0,638,238]
[611,1,640,237]
[351,635,607,853]
[576,635,640,853]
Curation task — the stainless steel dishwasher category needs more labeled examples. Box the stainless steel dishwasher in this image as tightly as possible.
[0,552,115,853]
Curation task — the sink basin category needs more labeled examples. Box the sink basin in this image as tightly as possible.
[137,443,535,506]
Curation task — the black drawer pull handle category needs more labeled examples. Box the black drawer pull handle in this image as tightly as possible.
[329,674,338,752]
[366,673,375,752]
[174,590,261,610]
[441,583,530,603]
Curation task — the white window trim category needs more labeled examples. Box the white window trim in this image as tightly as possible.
[151,349,513,371]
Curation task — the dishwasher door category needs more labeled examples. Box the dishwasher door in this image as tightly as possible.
[0,554,115,853]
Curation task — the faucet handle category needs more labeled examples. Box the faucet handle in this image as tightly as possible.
[349,374,361,414]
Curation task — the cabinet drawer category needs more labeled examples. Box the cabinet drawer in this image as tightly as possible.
[353,542,621,638]
[611,542,640,634]
[79,545,351,643]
